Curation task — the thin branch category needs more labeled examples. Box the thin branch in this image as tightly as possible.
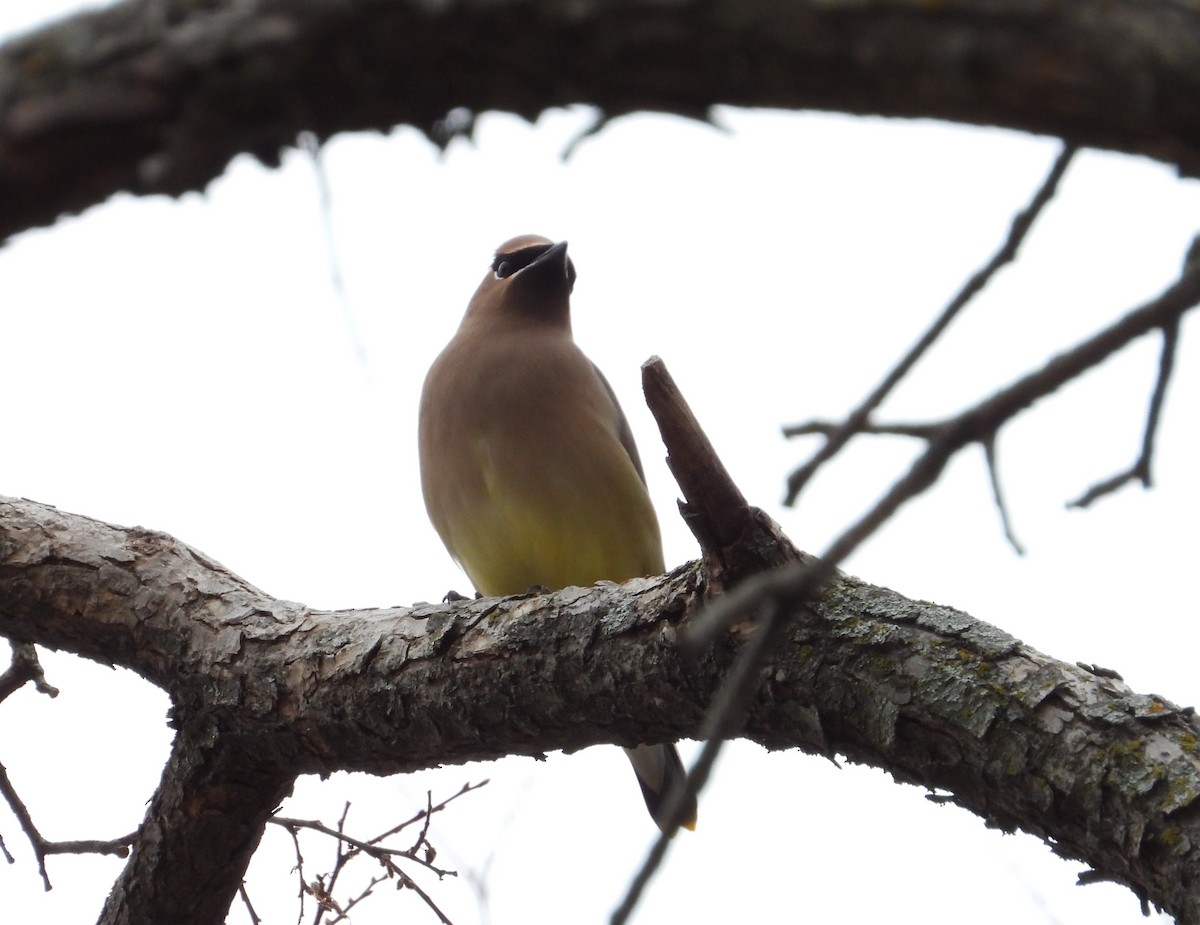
[784,420,941,439]
[983,435,1025,555]
[362,780,488,848]
[410,790,436,857]
[783,143,1077,504]
[298,132,371,378]
[271,814,457,878]
[325,872,388,924]
[267,784,483,925]
[238,884,263,925]
[395,868,456,925]
[308,804,351,925]
[696,232,1200,649]
[611,599,786,925]
[286,821,307,925]
[1068,317,1181,508]
[0,759,135,890]
[41,836,137,857]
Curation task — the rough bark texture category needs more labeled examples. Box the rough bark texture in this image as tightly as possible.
[3,495,1200,923]
[2,0,1200,242]
[4,1,1200,921]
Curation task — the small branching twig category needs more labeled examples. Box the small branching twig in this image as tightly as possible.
[0,759,136,890]
[308,802,353,925]
[326,872,387,923]
[238,883,263,925]
[783,142,1077,505]
[367,778,488,848]
[285,820,307,924]
[784,233,1199,548]
[0,642,59,703]
[1068,316,1181,508]
[269,781,487,925]
[271,814,458,878]
[983,435,1025,554]
[394,868,456,925]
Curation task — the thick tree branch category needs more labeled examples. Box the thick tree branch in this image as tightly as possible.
[5,495,1200,922]
[2,0,1200,242]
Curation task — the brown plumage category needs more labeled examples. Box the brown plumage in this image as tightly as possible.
[418,235,696,832]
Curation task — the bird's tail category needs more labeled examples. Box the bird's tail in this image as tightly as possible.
[623,743,698,833]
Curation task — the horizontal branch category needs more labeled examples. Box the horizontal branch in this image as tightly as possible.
[2,0,1200,241]
[4,495,1200,921]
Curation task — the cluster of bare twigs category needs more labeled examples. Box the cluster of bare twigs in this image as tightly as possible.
[781,142,1189,544]
[243,780,487,925]
[613,142,1200,923]
[0,642,138,890]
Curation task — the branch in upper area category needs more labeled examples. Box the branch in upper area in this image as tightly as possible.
[783,142,1077,508]
[783,237,1200,547]
[2,0,1200,242]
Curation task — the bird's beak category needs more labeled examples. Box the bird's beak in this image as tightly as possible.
[534,240,569,273]
[524,240,575,293]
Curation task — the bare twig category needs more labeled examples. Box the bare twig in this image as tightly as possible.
[1068,317,1181,508]
[326,872,388,924]
[298,132,370,378]
[784,420,940,439]
[611,598,787,925]
[783,143,1077,505]
[269,783,484,925]
[308,804,352,925]
[272,814,458,878]
[983,436,1025,555]
[286,822,307,925]
[0,642,59,703]
[238,884,263,925]
[0,759,135,890]
[702,232,1200,648]
[361,779,488,847]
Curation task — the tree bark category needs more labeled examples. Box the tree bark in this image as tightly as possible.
[2,0,1200,242]
[3,494,1200,923]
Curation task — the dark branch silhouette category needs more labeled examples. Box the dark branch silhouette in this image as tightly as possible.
[784,211,1200,545]
[4,1,1200,243]
[1068,316,1182,508]
[0,760,136,890]
[783,142,1077,507]
[265,782,483,924]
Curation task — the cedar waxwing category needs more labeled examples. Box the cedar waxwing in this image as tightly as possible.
[418,235,697,833]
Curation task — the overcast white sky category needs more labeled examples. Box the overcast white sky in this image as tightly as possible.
[3,4,1199,924]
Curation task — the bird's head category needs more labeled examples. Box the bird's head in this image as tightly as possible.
[463,235,577,329]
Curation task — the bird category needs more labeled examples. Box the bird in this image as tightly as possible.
[418,234,696,833]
